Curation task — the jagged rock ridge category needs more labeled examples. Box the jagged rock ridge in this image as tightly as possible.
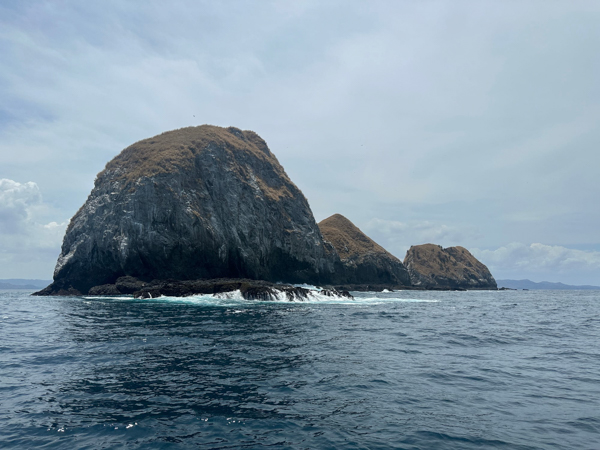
[318,214,411,287]
[403,243,497,289]
[37,125,339,295]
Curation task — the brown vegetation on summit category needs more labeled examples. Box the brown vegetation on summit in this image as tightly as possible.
[97,125,294,201]
[318,214,411,287]
[319,214,388,259]
[403,243,496,289]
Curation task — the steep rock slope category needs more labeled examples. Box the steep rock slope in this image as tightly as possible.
[403,244,497,289]
[38,125,338,295]
[318,214,411,287]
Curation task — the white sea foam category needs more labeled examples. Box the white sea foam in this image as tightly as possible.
[214,289,350,303]
[82,290,438,306]
[356,297,439,303]
[290,283,322,291]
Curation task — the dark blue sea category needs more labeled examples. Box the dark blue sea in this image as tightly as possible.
[2,289,600,449]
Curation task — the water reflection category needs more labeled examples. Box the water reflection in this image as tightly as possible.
[5,291,600,448]
[53,298,315,424]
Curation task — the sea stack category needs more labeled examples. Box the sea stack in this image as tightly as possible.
[36,125,338,295]
[403,244,497,290]
[318,214,411,289]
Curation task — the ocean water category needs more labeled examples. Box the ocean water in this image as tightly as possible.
[1,289,600,449]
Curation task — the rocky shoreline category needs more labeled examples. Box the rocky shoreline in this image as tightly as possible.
[34,276,353,301]
[32,275,501,299]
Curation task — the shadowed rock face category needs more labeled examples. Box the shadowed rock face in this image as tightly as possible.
[36,125,338,295]
[403,244,497,289]
[318,214,411,287]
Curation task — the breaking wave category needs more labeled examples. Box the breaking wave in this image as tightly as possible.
[83,290,439,306]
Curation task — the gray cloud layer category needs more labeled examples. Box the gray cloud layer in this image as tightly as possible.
[1,1,599,283]
[0,179,66,278]
[472,243,600,286]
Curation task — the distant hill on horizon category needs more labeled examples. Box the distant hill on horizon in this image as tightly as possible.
[0,279,52,289]
[497,279,600,290]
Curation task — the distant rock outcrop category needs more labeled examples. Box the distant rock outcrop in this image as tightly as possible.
[318,214,411,288]
[403,244,497,290]
[35,125,339,295]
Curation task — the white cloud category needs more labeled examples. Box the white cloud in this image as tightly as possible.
[363,218,481,260]
[0,178,42,234]
[0,179,66,278]
[472,243,600,285]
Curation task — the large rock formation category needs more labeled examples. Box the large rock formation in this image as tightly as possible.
[318,214,411,288]
[37,125,339,295]
[403,244,497,290]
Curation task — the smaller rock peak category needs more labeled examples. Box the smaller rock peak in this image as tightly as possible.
[319,214,387,258]
[320,213,354,228]
[404,243,496,289]
[318,213,411,286]
[406,243,444,255]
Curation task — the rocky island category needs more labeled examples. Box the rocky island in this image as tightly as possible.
[403,244,497,290]
[35,125,345,298]
[318,214,411,291]
[34,125,498,298]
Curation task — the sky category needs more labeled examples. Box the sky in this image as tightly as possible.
[1,0,599,284]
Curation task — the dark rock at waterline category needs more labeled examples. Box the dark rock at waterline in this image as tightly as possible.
[318,214,411,287]
[115,276,148,294]
[133,278,352,301]
[88,284,121,295]
[127,278,352,301]
[86,276,147,295]
[135,278,279,299]
[35,277,353,300]
[403,244,497,290]
[32,285,82,296]
[35,125,340,295]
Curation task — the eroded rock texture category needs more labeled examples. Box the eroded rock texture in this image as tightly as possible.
[318,214,411,287]
[403,244,497,290]
[36,125,338,295]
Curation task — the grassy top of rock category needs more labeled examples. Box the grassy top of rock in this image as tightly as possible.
[318,213,393,260]
[96,125,294,200]
[404,243,492,281]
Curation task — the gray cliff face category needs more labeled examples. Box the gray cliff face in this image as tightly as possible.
[41,126,338,295]
[403,244,497,290]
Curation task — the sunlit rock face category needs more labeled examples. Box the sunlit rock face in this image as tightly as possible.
[404,243,497,290]
[318,214,411,287]
[37,125,338,295]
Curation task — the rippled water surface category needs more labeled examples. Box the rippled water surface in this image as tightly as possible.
[2,289,600,449]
